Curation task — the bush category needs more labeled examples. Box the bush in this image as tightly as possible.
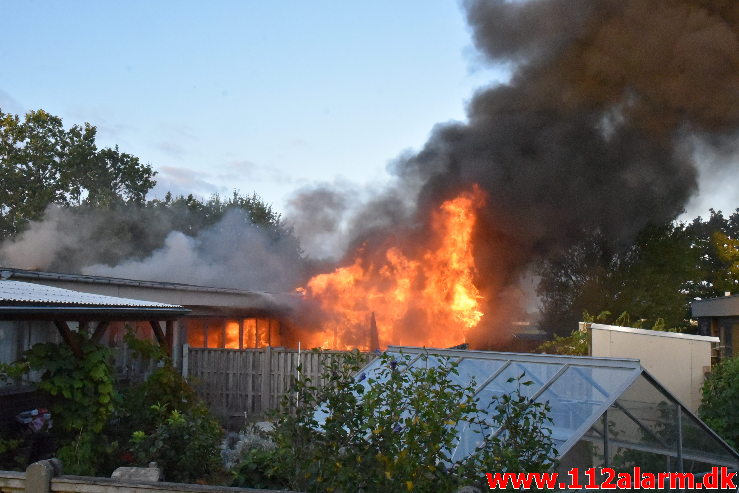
[5,330,224,481]
[236,350,556,492]
[700,356,739,449]
[130,406,223,483]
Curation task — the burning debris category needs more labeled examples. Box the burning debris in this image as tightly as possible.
[293,186,486,350]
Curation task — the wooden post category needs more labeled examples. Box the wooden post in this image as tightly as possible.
[165,320,174,353]
[261,345,272,414]
[182,344,189,379]
[148,320,171,357]
[53,321,83,358]
[90,321,110,344]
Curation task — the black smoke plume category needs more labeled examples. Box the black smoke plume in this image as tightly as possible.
[288,0,739,346]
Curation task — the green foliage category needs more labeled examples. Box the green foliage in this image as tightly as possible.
[537,329,588,355]
[239,350,556,492]
[459,375,556,477]
[21,337,115,436]
[537,219,720,336]
[0,109,156,236]
[129,406,223,483]
[6,327,223,480]
[0,433,24,471]
[8,336,116,474]
[699,356,739,449]
[123,327,169,363]
[230,442,284,490]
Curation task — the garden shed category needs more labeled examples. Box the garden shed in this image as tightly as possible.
[352,346,739,474]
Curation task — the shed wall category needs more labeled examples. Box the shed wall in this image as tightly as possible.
[586,324,715,413]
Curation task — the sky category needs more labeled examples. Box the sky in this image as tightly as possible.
[0,1,735,220]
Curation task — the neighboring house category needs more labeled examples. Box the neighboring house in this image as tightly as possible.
[692,293,739,361]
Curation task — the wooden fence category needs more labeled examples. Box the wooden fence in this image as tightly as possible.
[182,346,375,419]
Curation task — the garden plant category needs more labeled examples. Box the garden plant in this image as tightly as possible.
[232,350,557,492]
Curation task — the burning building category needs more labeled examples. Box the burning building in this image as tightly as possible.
[0,268,297,370]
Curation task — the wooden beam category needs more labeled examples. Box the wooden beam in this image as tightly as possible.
[149,320,171,357]
[165,320,174,354]
[53,321,83,359]
[90,321,111,344]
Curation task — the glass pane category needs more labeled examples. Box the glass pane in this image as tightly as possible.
[478,362,561,409]
[243,318,257,348]
[409,354,459,371]
[535,366,635,444]
[610,446,672,474]
[455,358,506,389]
[451,419,490,462]
[681,408,739,470]
[556,436,605,473]
[608,375,679,452]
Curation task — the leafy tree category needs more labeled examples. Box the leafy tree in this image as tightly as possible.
[537,329,588,355]
[538,221,704,336]
[684,209,739,298]
[0,109,156,237]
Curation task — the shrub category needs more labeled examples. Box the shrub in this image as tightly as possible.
[237,350,556,492]
[130,406,223,483]
[700,356,739,449]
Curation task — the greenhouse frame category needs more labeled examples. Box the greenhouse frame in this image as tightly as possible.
[352,346,739,474]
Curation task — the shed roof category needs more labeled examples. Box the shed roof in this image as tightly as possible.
[0,280,189,320]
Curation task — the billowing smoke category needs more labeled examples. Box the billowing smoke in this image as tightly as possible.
[0,206,304,291]
[288,0,739,347]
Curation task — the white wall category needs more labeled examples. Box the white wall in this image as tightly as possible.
[584,323,718,413]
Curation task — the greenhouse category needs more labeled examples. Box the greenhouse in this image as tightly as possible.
[349,346,739,474]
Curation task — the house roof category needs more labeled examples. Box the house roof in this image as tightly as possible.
[0,280,189,320]
[0,267,294,314]
[691,294,739,318]
[0,266,275,296]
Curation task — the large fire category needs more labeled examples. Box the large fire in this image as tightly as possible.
[297,185,487,350]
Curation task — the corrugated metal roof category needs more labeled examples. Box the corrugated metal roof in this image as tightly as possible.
[0,280,182,308]
[0,266,291,296]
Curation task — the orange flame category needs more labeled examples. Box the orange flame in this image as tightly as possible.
[298,185,486,349]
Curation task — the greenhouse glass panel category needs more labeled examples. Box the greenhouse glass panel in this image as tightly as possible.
[680,408,739,470]
[557,437,606,473]
[312,347,739,472]
[534,365,636,445]
[608,374,679,452]
[455,358,506,389]
[478,361,560,404]
[408,354,459,371]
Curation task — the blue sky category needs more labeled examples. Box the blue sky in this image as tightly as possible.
[1,1,505,212]
[1,1,734,218]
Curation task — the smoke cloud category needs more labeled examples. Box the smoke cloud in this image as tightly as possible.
[286,0,739,346]
[0,207,304,291]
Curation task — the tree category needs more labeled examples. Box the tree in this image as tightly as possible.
[0,109,156,237]
[537,222,702,335]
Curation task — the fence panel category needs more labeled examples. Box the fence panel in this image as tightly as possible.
[183,346,375,418]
